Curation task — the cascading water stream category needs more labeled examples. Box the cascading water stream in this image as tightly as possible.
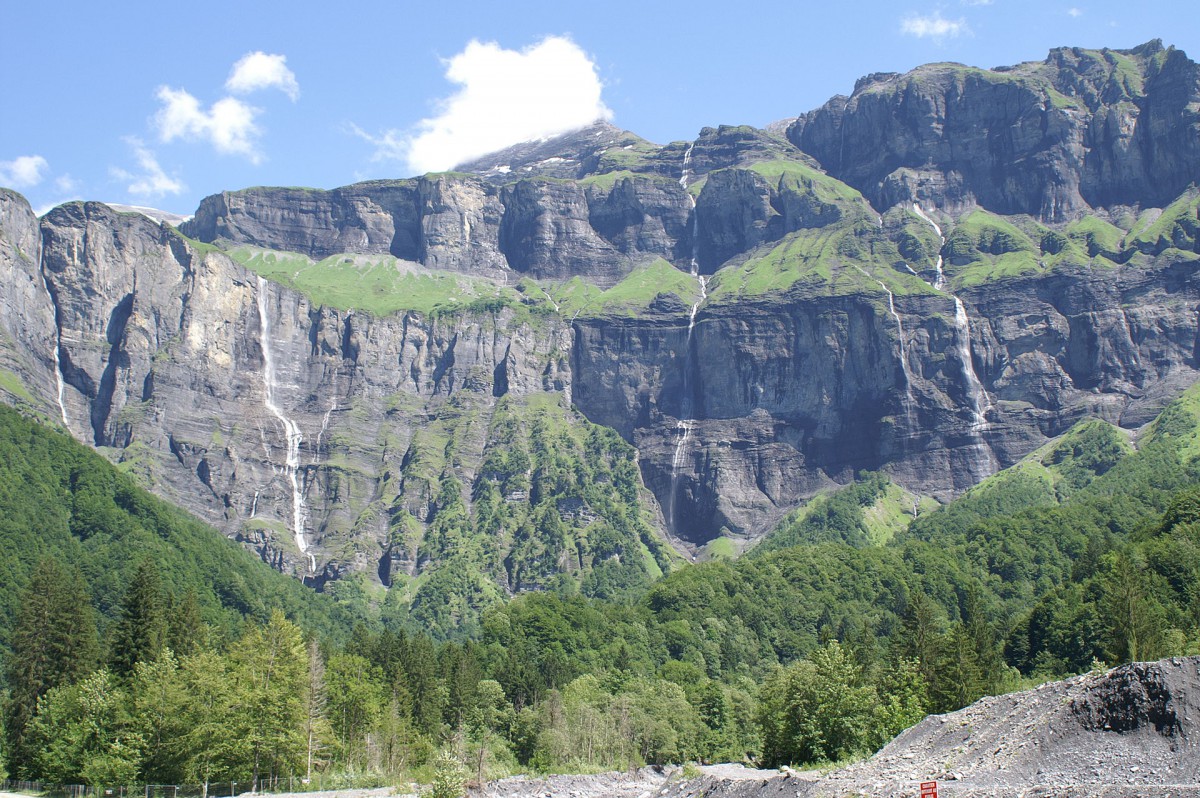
[912,202,946,289]
[852,265,914,420]
[667,143,707,534]
[40,270,69,427]
[912,203,997,476]
[313,396,337,465]
[256,276,314,573]
[954,297,994,426]
[668,275,707,533]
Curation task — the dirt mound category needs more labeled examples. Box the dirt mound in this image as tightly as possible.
[667,657,1200,798]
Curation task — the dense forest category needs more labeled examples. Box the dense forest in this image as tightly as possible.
[2,382,1199,788]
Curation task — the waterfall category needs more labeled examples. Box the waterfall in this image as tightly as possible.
[678,143,695,190]
[954,297,993,426]
[853,266,915,423]
[667,146,706,534]
[255,276,314,573]
[313,396,337,465]
[912,202,946,289]
[667,275,707,533]
[911,203,997,477]
[680,142,701,275]
[40,271,69,427]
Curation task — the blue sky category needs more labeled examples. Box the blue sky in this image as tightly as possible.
[2,1,1196,216]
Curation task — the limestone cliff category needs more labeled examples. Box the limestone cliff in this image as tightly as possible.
[1,42,1199,593]
[788,40,1200,220]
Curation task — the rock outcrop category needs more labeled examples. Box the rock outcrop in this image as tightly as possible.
[788,40,1200,220]
[181,163,694,288]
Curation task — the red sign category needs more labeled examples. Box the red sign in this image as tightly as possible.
[920,781,938,798]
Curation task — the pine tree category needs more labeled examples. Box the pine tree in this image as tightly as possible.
[167,589,206,656]
[1101,549,1165,663]
[896,590,944,686]
[3,557,100,776]
[930,623,985,713]
[109,559,168,677]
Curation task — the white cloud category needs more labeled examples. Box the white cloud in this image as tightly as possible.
[154,86,262,163]
[901,13,971,40]
[0,155,50,188]
[364,35,612,175]
[111,138,185,198]
[226,52,300,101]
[55,174,80,194]
[348,123,406,162]
[1068,7,1084,17]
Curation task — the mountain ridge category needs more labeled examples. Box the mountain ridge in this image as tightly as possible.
[1,40,1198,603]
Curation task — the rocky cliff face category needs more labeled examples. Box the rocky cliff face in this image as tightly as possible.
[788,40,1200,220]
[571,255,1200,542]
[2,197,578,582]
[181,145,697,288]
[0,189,58,413]
[2,42,1199,588]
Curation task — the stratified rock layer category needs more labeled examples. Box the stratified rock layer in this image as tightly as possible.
[1,42,1199,582]
[789,40,1200,220]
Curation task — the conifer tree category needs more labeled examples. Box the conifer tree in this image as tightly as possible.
[167,589,206,656]
[109,559,168,677]
[3,557,100,776]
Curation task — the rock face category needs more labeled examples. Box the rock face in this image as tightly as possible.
[571,257,1200,542]
[788,40,1200,220]
[0,189,58,413]
[5,197,575,579]
[182,163,693,288]
[2,42,1200,583]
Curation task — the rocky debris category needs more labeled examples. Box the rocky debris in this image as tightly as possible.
[475,768,674,798]
[668,657,1200,798]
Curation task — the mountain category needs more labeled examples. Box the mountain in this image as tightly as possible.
[1,41,1199,613]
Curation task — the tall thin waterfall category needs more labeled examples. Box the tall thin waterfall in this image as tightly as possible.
[853,265,914,419]
[668,143,707,534]
[255,276,314,573]
[912,202,946,289]
[40,271,69,427]
[954,297,994,426]
[912,203,996,476]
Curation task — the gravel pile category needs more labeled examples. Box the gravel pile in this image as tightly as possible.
[473,768,676,798]
[815,657,1200,796]
[668,657,1200,798]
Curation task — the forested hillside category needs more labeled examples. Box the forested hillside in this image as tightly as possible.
[2,379,1199,784]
